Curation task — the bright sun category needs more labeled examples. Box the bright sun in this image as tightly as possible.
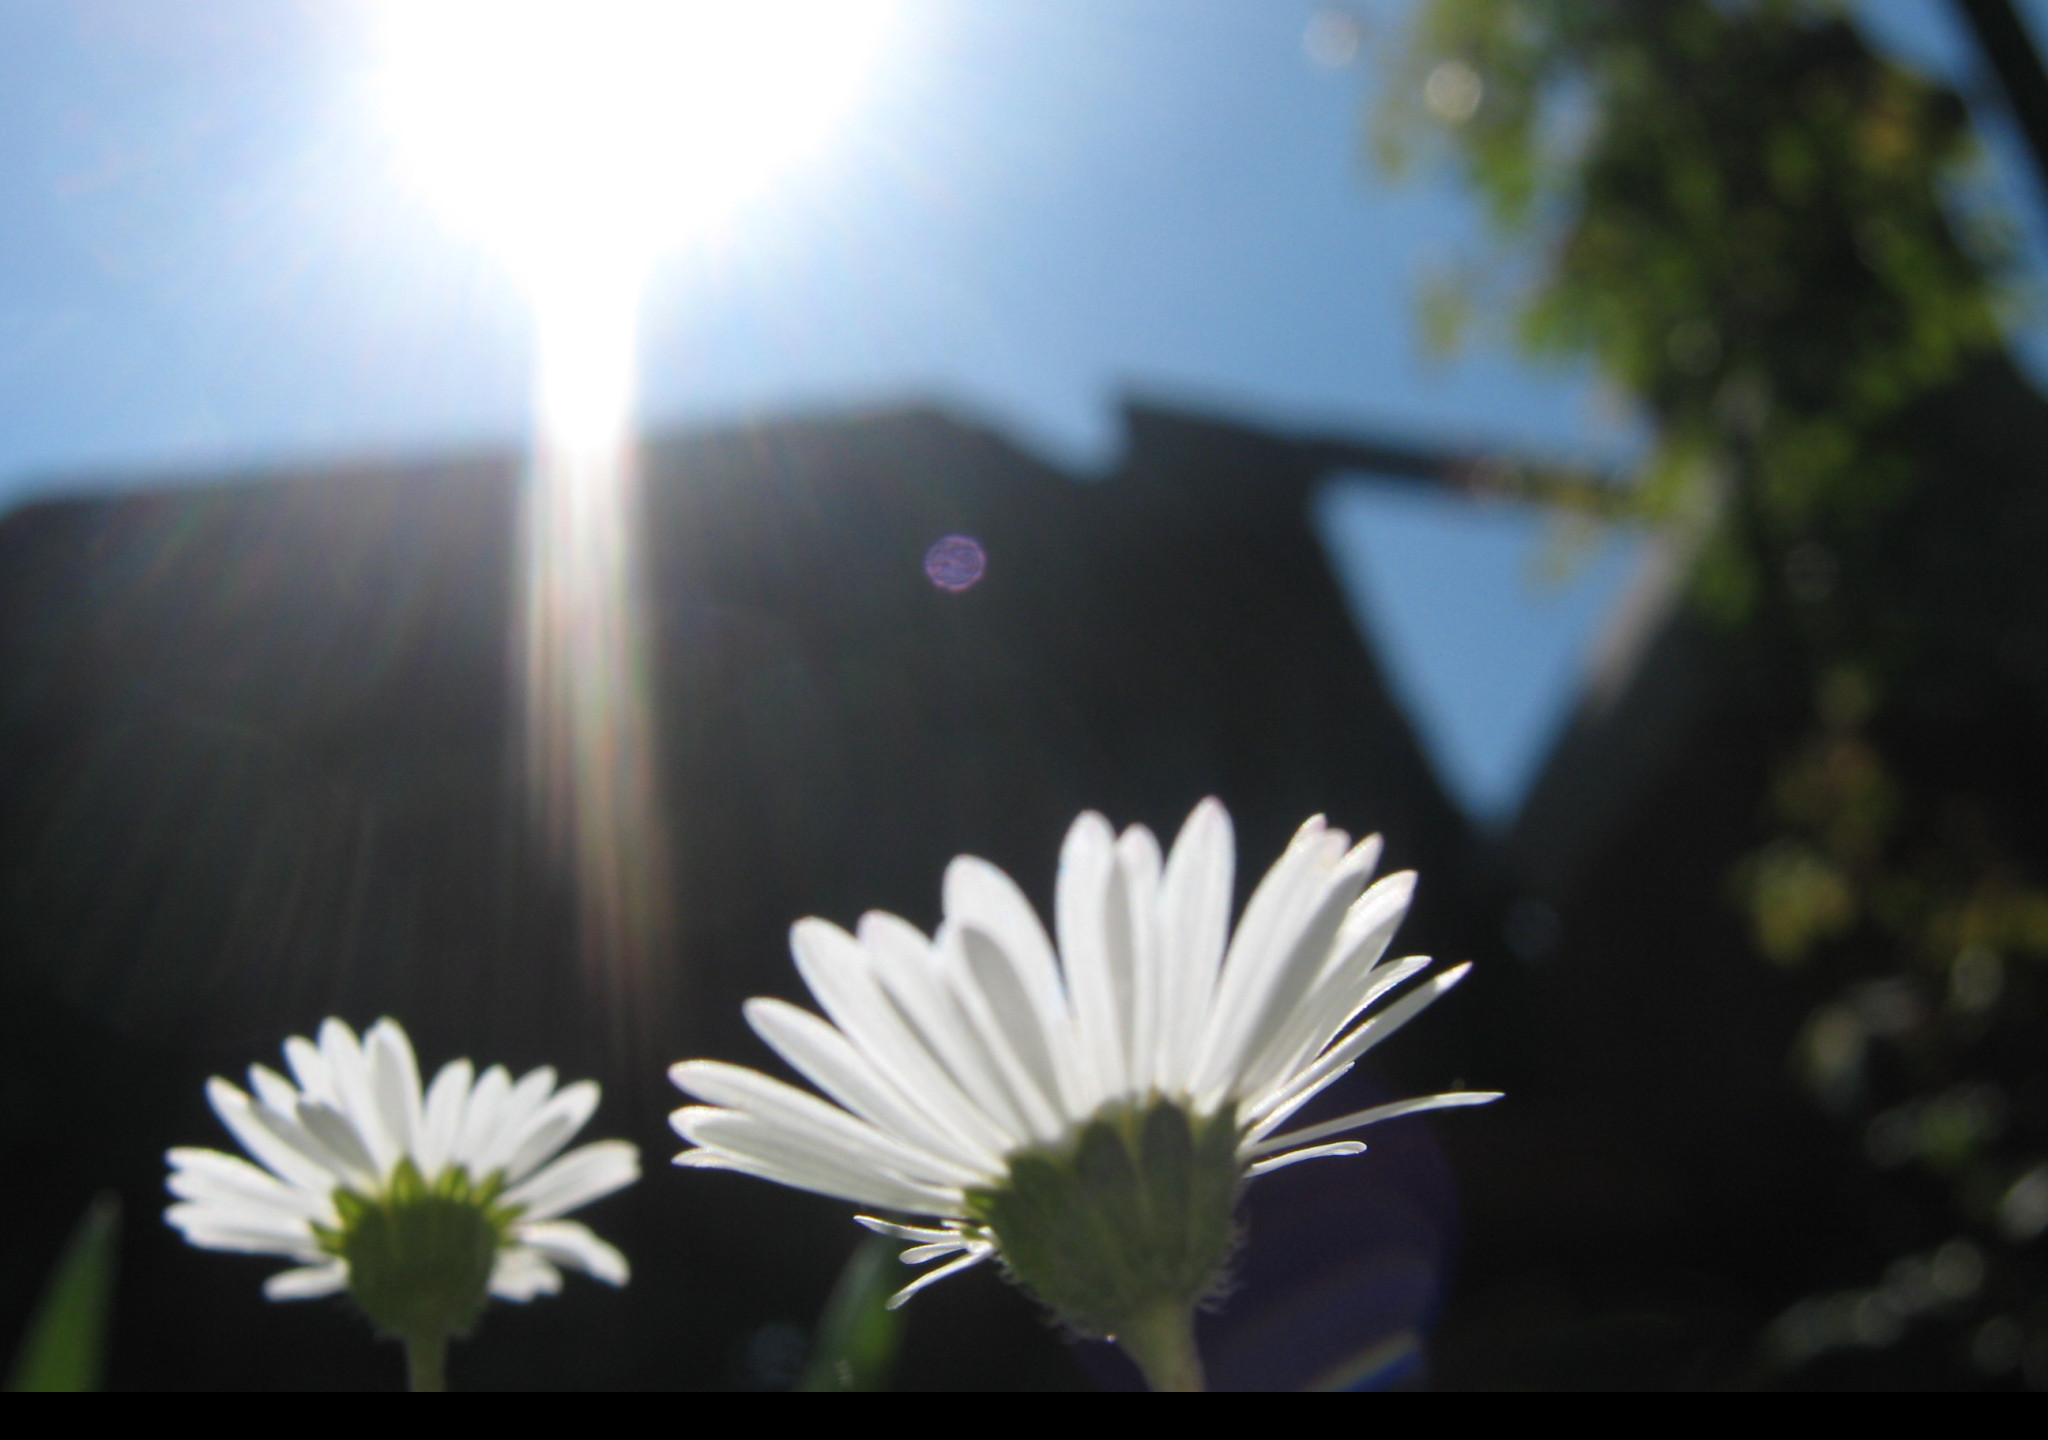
[375,0,900,288]
[374,0,900,447]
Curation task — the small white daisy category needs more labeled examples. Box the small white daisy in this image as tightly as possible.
[168,1018,638,1387]
[670,799,1497,1389]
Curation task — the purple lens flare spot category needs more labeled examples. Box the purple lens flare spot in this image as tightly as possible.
[924,534,987,592]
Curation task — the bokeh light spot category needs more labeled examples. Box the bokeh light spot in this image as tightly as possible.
[1303,10,1363,69]
[1424,60,1485,123]
[924,535,987,592]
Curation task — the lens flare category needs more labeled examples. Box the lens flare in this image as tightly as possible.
[518,271,676,1032]
[923,534,987,592]
[372,1,900,1035]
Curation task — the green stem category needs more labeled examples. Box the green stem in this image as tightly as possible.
[404,1332,448,1393]
[1117,1305,1205,1392]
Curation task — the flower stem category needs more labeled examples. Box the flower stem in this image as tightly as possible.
[404,1332,448,1393]
[1117,1304,1205,1392]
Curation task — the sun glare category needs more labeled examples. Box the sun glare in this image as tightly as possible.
[368,1,898,1039]
[376,0,899,283]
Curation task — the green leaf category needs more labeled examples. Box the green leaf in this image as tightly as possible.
[795,1236,905,1392]
[9,1194,119,1393]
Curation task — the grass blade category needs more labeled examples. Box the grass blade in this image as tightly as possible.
[795,1235,905,1391]
[9,1193,120,1392]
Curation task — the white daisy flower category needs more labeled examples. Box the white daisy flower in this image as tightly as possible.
[670,799,1497,1390]
[167,1018,638,1389]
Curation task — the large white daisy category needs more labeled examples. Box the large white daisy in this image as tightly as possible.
[670,799,1496,1388]
[168,1017,638,1376]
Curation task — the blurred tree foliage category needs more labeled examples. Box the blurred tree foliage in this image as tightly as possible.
[1379,0,2048,1385]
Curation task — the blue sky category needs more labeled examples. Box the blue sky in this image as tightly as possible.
[0,0,2038,824]
[0,1,1632,486]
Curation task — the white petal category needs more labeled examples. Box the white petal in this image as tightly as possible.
[502,1139,640,1221]
[859,912,1036,1147]
[166,1147,334,1223]
[1244,1091,1502,1159]
[789,918,1014,1159]
[263,1263,348,1300]
[167,1204,320,1258]
[417,1059,473,1180]
[1154,798,1233,1094]
[1246,963,1473,1124]
[283,1036,334,1105]
[488,1246,562,1302]
[1114,824,1164,1103]
[884,1247,992,1309]
[204,1079,339,1193]
[499,1080,600,1185]
[671,1060,982,1188]
[935,921,1068,1143]
[1236,962,1433,1147]
[247,1065,302,1117]
[166,1194,315,1236]
[364,1019,424,1166]
[744,998,1004,1177]
[1197,828,1369,1107]
[318,1019,397,1177]
[1096,833,1144,1100]
[1055,810,1123,1107]
[292,1101,381,1189]
[943,855,1086,1115]
[1242,958,1431,1143]
[899,1240,970,1264]
[1190,817,1340,1104]
[674,1116,964,1217]
[1333,863,1409,975]
[676,1147,907,1215]
[450,1064,511,1175]
[1245,1141,1365,1178]
[469,1067,558,1178]
[1232,855,1393,1102]
[516,1219,629,1286]
[1247,879,1418,1099]
[854,1216,966,1243]
[239,1094,370,1193]
[245,1099,372,1191]
[1299,951,1430,1075]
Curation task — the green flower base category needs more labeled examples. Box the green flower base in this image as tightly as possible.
[967,1100,1239,1346]
[314,1160,518,1352]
